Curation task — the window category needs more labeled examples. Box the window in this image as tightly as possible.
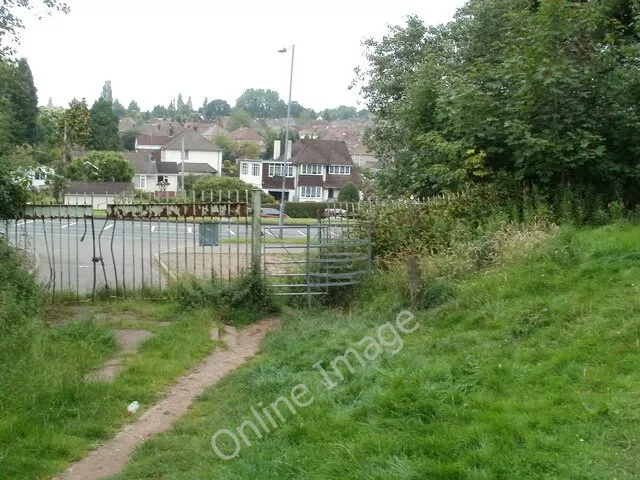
[241,162,249,175]
[183,150,189,160]
[252,163,260,177]
[329,165,351,175]
[268,163,294,177]
[137,175,146,189]
[157,175,168,184]
[300,164,323,175]
[299,186,322,198]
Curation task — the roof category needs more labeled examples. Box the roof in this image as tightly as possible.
[276,139,355,166]
[136,135,169,146]
[230,127,263,142]
[182,163,217,174]
[201,125,228,138]
[163,128,222,152]
[66,182,134,195]
[124,153,179,175]
[124,152,158,174]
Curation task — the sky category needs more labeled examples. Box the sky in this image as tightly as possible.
[18,0,468,112]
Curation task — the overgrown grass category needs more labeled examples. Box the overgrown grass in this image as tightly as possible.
[0,300,220,479]
[113,224,640,479]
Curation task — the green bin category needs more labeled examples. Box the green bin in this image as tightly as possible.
[198,222,220,246]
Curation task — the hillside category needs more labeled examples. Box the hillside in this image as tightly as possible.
[113,224,640,479]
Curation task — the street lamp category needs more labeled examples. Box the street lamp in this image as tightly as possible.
[278,44,295,232]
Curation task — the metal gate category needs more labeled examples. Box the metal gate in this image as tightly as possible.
[262,221,372,306]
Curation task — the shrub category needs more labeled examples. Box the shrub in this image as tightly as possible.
[337,182,360,202]
[191,176,273,204]
[0,238,43,335]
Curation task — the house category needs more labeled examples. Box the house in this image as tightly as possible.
[16,165,56,189]
[160,128,222,177]
[239,139,362,202]
[118,118,137,133]
[63,182,134,209]
[201,124,228,141]
[349,144,381,171]
[230,127,264,147]
[135,135,169,161]
[124,152,179,198]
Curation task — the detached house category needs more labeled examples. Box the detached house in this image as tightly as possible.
[239,139,362,202]
[161,128,223,177]
[124,152,179,198]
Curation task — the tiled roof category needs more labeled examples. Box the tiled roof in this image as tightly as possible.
[163,128,222,152]
[182,163,217,174]
[124,153,179,175]
[230,127,263,142]
[157,162,179,174]
[276,139,355,166]
[136,136,169,146]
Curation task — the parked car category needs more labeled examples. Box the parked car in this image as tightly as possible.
[321,208,349,219]
[260,208,289,218]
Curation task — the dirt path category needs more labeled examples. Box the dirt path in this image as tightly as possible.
[55,318,280,480]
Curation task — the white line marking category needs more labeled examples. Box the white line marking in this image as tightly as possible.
[151,225,157,233]
[104,224,113,231]
[188,227,193,234]
[266,230,275,237]
[61,222,77,229]
[16,220,35,226]
[229,230,236,236]
[330,232,337,237]
[298,230,307,237]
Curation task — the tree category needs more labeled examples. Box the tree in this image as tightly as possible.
[187,96,193,111]
[337,182,360,202]
[204,99,231,119]
[151,104,168,118]
[235,88,287,118]
[112,99,126,118]
[36,107,63,148]
[60,98,92,150]
[100,80,113,103]
[65,151,133,182]
[89,98,119,151]
[47,97,53,108]
[262,127,300,160]
[177,94,185,112]
[120,130,138,151]
[126,100,140,118]
[167,100,176,120]
[226,108,253,131]
[355,1,640,205]
[200,97,208,114]
[0,0,70,59]
[14,58,38,144]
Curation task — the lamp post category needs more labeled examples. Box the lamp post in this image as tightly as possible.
[278,44,295,231]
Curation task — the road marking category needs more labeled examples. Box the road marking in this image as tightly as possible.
[188,227,193,234]
[151,225,157,233]
[229,230,236,236]
[79,265,90,269]
[104,224,113,231]
[330,232,337,237]
[265,229,275,237]
[61,222,77,229]
[297,230,307,237]
[16,220,34,226]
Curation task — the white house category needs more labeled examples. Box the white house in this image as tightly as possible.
[240,139,362,203]
[20,165,56,189]
[124,152,179,198]
[160,128,223,177]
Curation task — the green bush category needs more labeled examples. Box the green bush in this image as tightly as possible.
[272,202,331,219]
[190,176,273,204]
[0,238,43,335]
[337,182,360,202]
[169,266,277,325]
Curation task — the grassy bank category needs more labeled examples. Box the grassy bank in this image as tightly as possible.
[0,300,220,479]
[113,224,640,479]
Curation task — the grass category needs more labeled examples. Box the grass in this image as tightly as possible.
[0,300,221,480]
[111,224,640,479]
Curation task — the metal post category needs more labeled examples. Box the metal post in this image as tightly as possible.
[251,189,262,271]
[306,223,311,308]
[279,44,295,235]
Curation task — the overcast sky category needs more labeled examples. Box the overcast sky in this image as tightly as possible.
[18,0,467,111]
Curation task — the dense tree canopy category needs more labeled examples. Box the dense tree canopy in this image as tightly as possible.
[60,98,92,150]
[66,151,133,182]
[204,99,231,119]
[89,98,119,151]
[357,0,640,205]
[236,88,287,119]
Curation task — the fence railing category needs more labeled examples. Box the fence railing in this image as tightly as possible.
[1,190,377,303]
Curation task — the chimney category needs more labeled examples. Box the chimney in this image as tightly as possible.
[287,140,292,160]
[273,140,281,160]
[148,153,153,162]
[169,124,174,137]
